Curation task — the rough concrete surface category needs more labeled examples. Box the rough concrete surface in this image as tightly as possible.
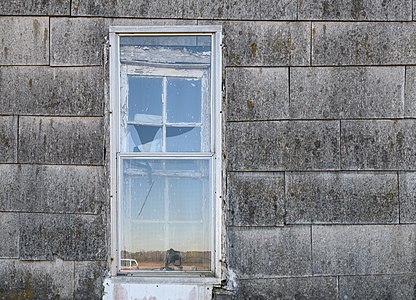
[312,225,416,275]
[312,22,416,66]
[0,66,104,116]
[227,121,340,171]
[290,66,405,119]
[341,120,416,170]
[0,116,17,163]
[299,0,412,20]
[0,17,49,65]
[227,172,285,226]
[224,21,310,66]
[286,172,399,224]
[228,227,311,277]
[18,116,104,165]
[227,67,289,121]
[0,164,105,214]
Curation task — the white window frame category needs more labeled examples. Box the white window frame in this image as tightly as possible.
[109,26,222,284]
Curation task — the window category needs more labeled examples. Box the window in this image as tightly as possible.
[109,26,222,279]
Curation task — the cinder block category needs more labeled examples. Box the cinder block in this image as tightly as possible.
[227,172,285,226]
[236,277,337,299]
[183,0,297,20]
[341,120,416,170]
[70,214,107,260]
[312,22,416,66]
[50,18,105,66]
[227,121,340,171]
[0,259,74,298]
[339,274,416,300]
[71,0,182,18]
[226,67,289,121]
[224,22,310,66]
[312,225,416,275]
[74,261,106,300]
[18,116,104,165]
[20,213,106,260]
[0,17,48,65]
[0,0,70,15]
[290,67,405,119]
[0,164,105,214]
[0,213,19,258]
[183,0,226,19]
[286,172,399,224]
[399,172,416,223]
[0,66,103,116]
[228,227,311,277]
[299,0,412,21]
[0,116,17,163]
[405,67,416,117]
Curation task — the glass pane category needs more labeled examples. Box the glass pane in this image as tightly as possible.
[166,127,201,152]
[127,125,162,152]
[128,76,163,122]
[120,158,212,272]
[167,78,201,123]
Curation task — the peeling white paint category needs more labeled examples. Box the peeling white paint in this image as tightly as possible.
[226,268,238,291]
[103,279,213,300]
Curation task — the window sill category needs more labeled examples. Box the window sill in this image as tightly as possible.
[103,276,219,300]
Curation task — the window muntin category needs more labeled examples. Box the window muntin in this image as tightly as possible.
[112,29,221,277]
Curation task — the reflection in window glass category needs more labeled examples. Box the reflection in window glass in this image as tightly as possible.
[120,158,211,272]
[166,127,201,152]
[128,76,163,122]
[167,78,201,123]
[127,125,162,152]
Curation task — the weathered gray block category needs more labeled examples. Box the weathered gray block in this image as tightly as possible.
[339,274,416,300]
[299,0,412,21]
[18,116,104,165]
[405,67,416,117]
[227,68,289,121]
[224,22,310,66]
[0,17,49,65]
[0,66,103,116]
[312,225,416,275]
[227,172,285,226]
[399,172,416,223]
[0,259,74,299]
[236,277,337,300]
[74,261,106,300]
[51,18,105,66]
[0,116,17,163]
[0,164,105,214]
[71,0,182,18]
[183,0,297,20]
[312,22,416,66]
[20,213,106,260]
[228,227,311,277]
[0,213,19,258]
[0,0,70,15]
[341,120,416,170]
[227,121,340,171]
[286,172,399,224]
[290,67,405,119]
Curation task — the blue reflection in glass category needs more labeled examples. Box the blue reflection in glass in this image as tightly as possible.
[166,127,201,152]
[128,76,162,122]
[167,78,201,123]
[128,125,162,152]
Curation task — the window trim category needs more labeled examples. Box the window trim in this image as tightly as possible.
[109,26,222,283]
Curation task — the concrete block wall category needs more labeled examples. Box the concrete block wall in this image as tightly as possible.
[1,1,416,299]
